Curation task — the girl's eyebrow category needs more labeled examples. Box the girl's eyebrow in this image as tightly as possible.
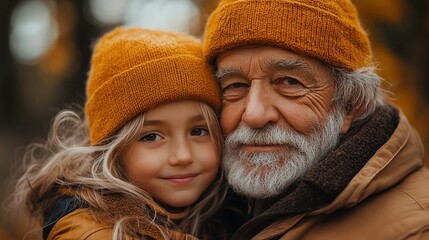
[142,120,163,126]
[189,115,205,122]
[144,115,205,126]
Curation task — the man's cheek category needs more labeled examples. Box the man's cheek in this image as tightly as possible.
[220,116,233,135]
[220,106,241,135]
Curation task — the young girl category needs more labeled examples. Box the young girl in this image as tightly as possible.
[10,27,227,239]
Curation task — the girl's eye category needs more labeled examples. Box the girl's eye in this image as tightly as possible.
[140,133,161,142]
[191,128,209,136]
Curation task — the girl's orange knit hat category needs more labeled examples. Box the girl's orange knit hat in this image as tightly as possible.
[85,27,220,145]
[203,0,373,71]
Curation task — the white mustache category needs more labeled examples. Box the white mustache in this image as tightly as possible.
[224,123,310,151]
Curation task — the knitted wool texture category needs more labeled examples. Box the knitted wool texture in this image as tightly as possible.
[203,0,372,71]
[85,27,220,144]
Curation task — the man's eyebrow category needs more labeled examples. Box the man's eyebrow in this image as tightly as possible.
[266,58,312,72]
[215,67,244,81]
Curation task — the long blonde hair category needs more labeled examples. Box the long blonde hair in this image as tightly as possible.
[9,102,227,239]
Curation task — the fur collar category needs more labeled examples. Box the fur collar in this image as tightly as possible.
[96,193,195,239]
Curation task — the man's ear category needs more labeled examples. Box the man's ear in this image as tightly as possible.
[340,113,354,133]
[340,107,365,134]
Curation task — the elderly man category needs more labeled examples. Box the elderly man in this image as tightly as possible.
[203,0,429,239]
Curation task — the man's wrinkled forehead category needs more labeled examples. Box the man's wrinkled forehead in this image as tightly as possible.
[214,45,261,68]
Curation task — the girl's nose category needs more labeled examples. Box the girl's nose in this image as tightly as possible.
[168,140,193,166]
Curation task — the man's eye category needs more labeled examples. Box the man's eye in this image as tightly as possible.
[222,82,248,91]
[279,77,302,86]
[140,133,161,142]
[191,128,209,136]
[221,82,249,101]
[274,76,308,96]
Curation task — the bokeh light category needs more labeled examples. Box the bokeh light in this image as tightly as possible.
[88,0,128,25]
[123,0,199,33]
[9,0,58,65]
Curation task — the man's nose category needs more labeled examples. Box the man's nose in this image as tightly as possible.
[168,139,193,166]
[242,83,279,128]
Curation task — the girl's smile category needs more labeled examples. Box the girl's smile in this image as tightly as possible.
[161,173,199,185]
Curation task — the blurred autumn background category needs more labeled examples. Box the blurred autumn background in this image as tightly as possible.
[0,0,427,239]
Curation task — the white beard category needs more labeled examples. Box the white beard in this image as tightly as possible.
[222,111,344,199]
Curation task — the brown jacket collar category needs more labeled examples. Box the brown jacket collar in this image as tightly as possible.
[232,104,403,239]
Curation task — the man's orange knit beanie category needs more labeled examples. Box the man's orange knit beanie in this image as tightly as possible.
[85,27,220,145]
[203,0,372,71]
